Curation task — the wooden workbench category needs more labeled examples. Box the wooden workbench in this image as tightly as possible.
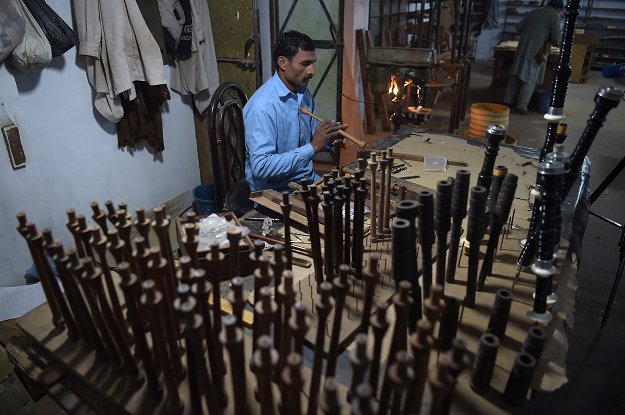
[4,126,589,414]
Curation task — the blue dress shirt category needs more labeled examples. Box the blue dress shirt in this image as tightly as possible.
[244,72,328,193]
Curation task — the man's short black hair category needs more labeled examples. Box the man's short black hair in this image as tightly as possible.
[273,31,315,70]
[548,0,563,9]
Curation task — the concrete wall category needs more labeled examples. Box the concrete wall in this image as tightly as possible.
[475,0,509,60]
[0,0,200,286]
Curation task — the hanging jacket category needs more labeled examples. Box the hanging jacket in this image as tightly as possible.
[73,0,167,122]
[165,0,220,114]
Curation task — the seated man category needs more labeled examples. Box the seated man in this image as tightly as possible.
[244,30,347,193]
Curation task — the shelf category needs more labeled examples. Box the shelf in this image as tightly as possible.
[596,46,625,51]
[581,16,625,22]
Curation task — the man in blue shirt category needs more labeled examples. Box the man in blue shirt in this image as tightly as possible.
[244,31,348,192]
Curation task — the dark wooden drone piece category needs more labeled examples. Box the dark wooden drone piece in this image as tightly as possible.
[220,315,250,415]
[326,264,351,377]
[253,336,279,415]
[307,281,334,415]
[359,253,381,334]
[141,281,184,414]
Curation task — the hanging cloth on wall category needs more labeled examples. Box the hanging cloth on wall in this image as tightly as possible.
[73,0,167,123]
[117,82,171,153]
[136,0,169,64]
[160,0,220,114]
[484,0,500,30]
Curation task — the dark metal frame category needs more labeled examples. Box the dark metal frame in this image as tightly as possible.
[274,0,345,166]
[589,155,625,328]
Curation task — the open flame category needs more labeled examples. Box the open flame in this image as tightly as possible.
[389,79,398,95]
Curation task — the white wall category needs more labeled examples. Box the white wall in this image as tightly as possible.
[0,0,200,286]
[475,0,509,60]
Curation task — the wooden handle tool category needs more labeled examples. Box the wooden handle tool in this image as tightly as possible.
[298,106,367,148]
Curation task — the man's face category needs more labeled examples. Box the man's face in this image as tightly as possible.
[279,49,316,91]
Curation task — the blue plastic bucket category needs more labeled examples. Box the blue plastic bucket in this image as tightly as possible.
[536,90,550,115]
[193,184,219,215]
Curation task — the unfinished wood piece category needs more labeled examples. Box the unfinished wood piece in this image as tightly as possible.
[368,154,379,243]
[356,29,376,134]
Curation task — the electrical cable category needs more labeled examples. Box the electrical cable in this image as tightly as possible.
[341,93,393,104]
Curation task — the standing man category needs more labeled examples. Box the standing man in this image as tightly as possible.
[244,31,347,193]
[503,0,563,115]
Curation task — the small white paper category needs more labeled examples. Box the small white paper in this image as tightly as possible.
[424,155,448,172]
[0,281,63,322]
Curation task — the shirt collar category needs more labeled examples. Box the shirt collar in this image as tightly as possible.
[273,72,294,98]
[273,72,307,103]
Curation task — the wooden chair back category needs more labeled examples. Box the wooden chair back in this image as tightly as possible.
[207,82,248,212]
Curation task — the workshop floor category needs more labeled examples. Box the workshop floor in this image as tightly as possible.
[357,61,625,415]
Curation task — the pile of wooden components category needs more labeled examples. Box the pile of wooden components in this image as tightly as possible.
[10,85,622,414]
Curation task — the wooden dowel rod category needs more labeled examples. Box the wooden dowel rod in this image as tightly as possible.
[298,106,367,149]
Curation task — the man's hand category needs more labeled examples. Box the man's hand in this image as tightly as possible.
[311,120,349,153]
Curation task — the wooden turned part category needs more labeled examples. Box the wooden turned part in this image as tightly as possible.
[448,338,471,377]
[353,383,376,415]
[105,200,116,217]
[308,281,334,415]
[185,211,197,224]
[348,333,369,403]
[16,212,27,229]
[116,209,129,226]
[86,257,143,382]
[184,223,199,239]
[118,202,127,213]
[90,203,108,231]
[175,284,192,311]
[136,207,147,223]
[77,215,88,232]
[42,228,55,246]
[357,157,367,172]
[256,286,277,332]
[415,319,433,346]
[66,209,77,223]
[227,227,242,277]
[289,301,311,355]
[228,276,247,328]
[153,205,166,227]
[277,271,295,377]
[133,236,151,276]
[429,354,453,415]
[281,353,304,415]
[107,229,126,264]
[360,253,381,334]
[140,280,184,413]
[219,315,248,415]
[368,301,390,394]
[425,284,444,322]
[253,335,278,415]
[250,239,265,263]
[177,256,193,285]
[320,377,343,415]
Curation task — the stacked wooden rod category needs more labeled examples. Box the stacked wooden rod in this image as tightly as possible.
[17,190,548,414]
[18,117,610,413]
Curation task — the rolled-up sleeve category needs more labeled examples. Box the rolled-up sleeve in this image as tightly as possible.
[73,0,101,57]
[246,107,315,182]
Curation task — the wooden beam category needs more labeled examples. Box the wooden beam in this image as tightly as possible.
[356,30,376,134]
